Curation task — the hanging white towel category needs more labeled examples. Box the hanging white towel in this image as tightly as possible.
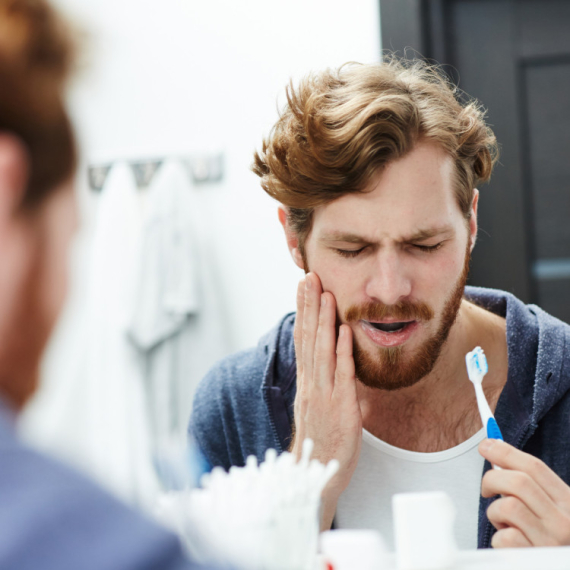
[128,160,200,351]
[127,159,229,447]
[54,162,160,510]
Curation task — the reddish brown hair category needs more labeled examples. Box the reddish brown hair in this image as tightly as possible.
[252,57,499,256]
[0,0,76,209]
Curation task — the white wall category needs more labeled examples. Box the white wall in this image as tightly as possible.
[56,0,381,351]
[21,0,381,470]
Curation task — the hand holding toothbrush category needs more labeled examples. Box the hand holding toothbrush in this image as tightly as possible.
[479,439,570,548]
[291,273,363,531]
[467,348,570,547]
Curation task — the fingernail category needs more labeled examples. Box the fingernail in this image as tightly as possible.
[305,277,312,290]
[339,326,345,338]
[480,439,496,452]
[321,294,326,307]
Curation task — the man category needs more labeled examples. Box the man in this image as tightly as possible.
[0,0,215,568]
[191,58,570,550]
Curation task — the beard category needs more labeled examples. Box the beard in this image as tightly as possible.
[345,247,471,391]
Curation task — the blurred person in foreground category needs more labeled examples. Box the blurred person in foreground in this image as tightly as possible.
[191,58,570,550]
[0,1,215,568]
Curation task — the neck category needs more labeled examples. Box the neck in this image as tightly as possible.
[357,298,508,452]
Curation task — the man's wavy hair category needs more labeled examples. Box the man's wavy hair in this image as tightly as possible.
[252,57,499,259]
[0,0,76,209]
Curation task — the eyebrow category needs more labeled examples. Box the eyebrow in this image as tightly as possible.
[319,225,456,245]
[406,226,455,242]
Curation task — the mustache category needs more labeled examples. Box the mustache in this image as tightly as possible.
[344,300,434,323]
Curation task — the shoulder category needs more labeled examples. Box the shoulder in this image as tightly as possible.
[465,284,570,356]
[526,302,570,393]
[0,438,196,570]
[464,285,569,335]
[190,313,296,469]
[192,312,296,414]
[466,286,570,416]
[191,345,266,439]
[527,302,570,337]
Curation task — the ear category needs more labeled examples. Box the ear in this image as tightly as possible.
[0,133,29,220]
[277,206,305,270]
[468,189,479,252]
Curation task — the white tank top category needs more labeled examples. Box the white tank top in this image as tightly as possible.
[335,427,486,551]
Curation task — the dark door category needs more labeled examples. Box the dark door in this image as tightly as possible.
[381,0,570,323]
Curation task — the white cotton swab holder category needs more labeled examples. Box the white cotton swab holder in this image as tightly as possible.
[175,439,338,570]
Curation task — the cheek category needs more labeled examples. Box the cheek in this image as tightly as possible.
[412,247,468,308]
[34,234,67,329]
[47,229,74,319]
[38,191,77,324]
[420,256,458,286]
[438,243,469,280]
[307,254,362,314]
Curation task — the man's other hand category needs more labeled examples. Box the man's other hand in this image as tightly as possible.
[291,272,362,530]
[480,439,570,548]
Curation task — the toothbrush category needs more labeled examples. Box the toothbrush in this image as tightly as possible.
[465,347,503,442]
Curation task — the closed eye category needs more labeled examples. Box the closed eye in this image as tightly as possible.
[413,242,443,253]
[335,247,366,258]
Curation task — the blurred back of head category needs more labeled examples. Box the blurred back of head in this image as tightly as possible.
[0,0,76,209]
[0,0,77,410]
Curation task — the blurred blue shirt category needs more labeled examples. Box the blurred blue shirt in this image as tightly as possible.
[0,400,211,570]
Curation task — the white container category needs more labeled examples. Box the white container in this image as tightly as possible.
[392,491,457,570]
[320,529,387,570]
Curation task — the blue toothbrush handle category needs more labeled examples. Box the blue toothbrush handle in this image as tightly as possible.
[486,417,504,441]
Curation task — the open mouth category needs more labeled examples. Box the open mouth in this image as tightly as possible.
[367,320,415,333]
[360,319,419,347]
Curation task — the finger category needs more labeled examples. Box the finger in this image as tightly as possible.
[333,325,356,396]
[302,273,322,384]
[294,278,306,381]
[293,279,306,425]
[479,439,569,505]
[486,495,544,546]
[491,527,532,548]
[313,292,337,392]
[481,467,556,520]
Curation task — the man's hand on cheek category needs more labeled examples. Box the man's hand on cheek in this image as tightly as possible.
[291,272,363,530]
[479,439,570,548]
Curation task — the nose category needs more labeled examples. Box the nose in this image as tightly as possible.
[365,248,412,306]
